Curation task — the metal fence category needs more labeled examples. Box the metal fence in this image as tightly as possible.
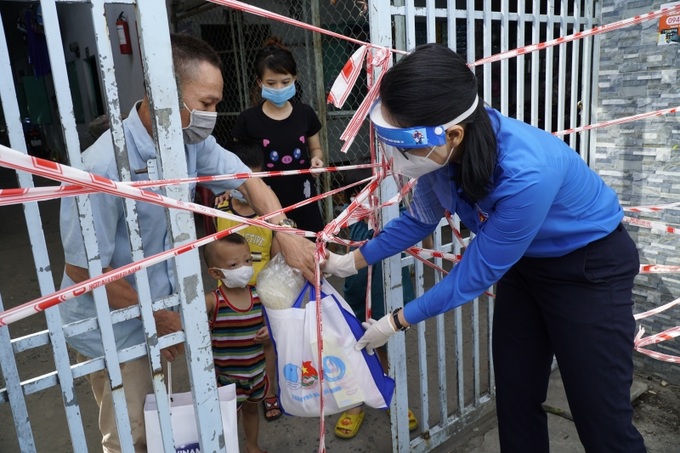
[370,0,601,451]
[0,0,223,451]
[0,0,600,452]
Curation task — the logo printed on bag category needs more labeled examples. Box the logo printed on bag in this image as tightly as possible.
[176,443,200,453]
[322,356,346,382]
[283,360,319,389]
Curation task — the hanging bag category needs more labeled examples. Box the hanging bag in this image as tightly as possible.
[144,363,239,453]
[264,279,395,417]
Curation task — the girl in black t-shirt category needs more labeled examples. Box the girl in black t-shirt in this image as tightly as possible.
[232,37,326,234]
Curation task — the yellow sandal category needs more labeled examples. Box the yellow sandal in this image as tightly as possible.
[334,410,366,439]
[387,408,418,431]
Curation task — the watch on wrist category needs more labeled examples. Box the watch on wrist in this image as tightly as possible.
[276,218,297,228]
[392,308,410,331]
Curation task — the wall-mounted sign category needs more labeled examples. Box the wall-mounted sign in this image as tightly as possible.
[658,2,680,45]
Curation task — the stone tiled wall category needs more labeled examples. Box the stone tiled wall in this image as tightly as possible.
[596,1,680,381]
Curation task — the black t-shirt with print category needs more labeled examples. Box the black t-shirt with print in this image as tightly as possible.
[232,102,325,233]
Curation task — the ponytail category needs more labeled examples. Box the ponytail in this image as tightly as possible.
[455,102,497,201]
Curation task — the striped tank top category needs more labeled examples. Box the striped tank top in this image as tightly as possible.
[209,286,266,381]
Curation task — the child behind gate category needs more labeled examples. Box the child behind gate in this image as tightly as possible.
[203,233,269,453]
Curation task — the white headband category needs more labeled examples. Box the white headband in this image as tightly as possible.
[441,95,479,130]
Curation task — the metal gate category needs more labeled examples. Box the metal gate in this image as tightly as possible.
[0,0,224,451]
[0,0,600,452]
[371,0,602,451]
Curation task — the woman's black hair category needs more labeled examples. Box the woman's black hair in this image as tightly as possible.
[253,36,297,79]
[380,43,497,201]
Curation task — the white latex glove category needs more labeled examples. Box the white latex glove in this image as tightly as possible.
[354,315,397,355]
[322,251,358,277]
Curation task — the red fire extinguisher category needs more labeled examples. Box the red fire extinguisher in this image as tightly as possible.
[116,12,132,55]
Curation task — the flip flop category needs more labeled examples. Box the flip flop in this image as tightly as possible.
[334,410,366,439]
[262,396,282,422]
[387,408,418,431]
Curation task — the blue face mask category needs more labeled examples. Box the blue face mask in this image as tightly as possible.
[261,83,296,107]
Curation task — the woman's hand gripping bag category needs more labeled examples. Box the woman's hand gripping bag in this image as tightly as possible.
[261,277,395,417]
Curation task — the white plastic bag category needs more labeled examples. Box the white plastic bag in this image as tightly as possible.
[144,380,238,452]
[264,279,395,417]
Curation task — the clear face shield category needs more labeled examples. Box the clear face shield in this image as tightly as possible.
[369,97,479,222]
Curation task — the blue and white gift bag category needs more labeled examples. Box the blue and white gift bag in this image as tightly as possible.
[264,279,395,417]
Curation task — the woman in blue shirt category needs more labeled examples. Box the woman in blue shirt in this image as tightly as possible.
[323,44,646,452]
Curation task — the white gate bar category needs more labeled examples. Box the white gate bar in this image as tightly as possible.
[60,294,181,342]
[0,297,36,452]
[406,0,416,51]
[588,1,603,166]
[10,333,50,352]
[426,0,436,43]
[89,2,178,450]
[483,0,492,102]
[0,3,91,450]
[580,0,596,164]
[531,0,541,126]
[436,219,449,427]
[41,1,137,450]
[569,1,583,150]
[414,247,430,432]
[500,0,509,115]
[466,0,475,62]
[393,0,406,53]
[556,0,569,134]
[433,227,446,424]
[134,0,226,450]
[368,1,412,451]
[446,0,456,51]
[516,0,526,121]
[544,0,555,133]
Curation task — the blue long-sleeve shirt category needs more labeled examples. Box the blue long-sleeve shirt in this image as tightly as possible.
[361,108,623,325]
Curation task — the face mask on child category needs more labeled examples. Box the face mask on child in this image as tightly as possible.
[261,84,296,107]
[218,266,254,288]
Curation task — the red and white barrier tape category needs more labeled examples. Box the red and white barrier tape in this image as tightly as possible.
[635,326,680,364]
[206,0,405,56]
[0,145,316,238]
[635,296,680,321]
[311,259,326,452]
[0,163,378,207]
[327,45,368,109]
[471,4,680,67]
[623,216,680,236]
[338,48,392,153]
[0,216,260,327]
[553,105,680,137]
[444,210,467,248]
[625,202,680,213]
[639,264,680,274]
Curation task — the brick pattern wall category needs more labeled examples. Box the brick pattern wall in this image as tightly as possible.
[596,1,680,382]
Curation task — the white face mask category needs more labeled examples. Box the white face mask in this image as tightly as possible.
[217,266,254,288]
[390,146,453,179]
[182,103,217,145]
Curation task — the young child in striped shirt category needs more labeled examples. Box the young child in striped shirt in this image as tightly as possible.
[203,233,269,453]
